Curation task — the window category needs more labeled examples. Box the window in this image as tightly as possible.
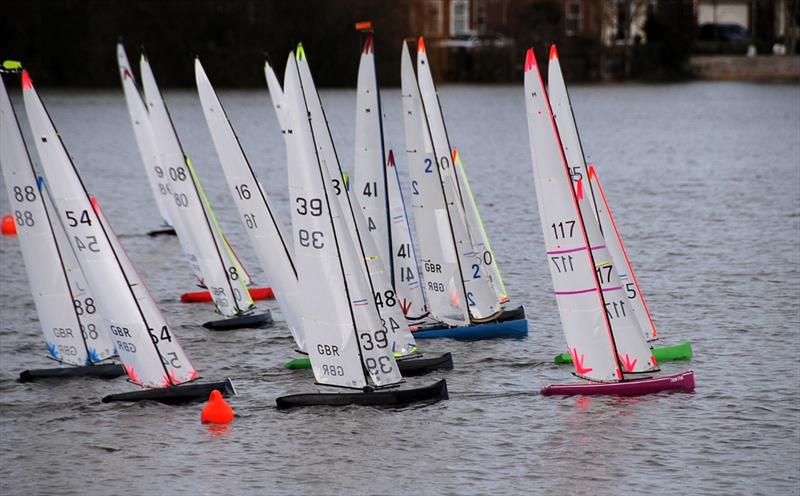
[565,0,582,36]
[450,0,470,36]
[425,0,444,36]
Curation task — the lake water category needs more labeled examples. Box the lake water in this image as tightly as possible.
[0,80,798,495]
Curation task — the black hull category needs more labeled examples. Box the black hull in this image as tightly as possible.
[397,352,454,376]
[146,227,177,237]
[19,363,125,382]
[275,378,448,409]
[203,311,273,331]
[484,304,526,324]
[102,378,236,405]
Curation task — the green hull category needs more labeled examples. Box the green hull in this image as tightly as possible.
[553,341,693,364]
[284,357,312,369]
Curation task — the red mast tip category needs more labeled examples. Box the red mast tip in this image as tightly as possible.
[362,34,374,54]
[387,149,396,166]
[524,49,536,73]
[549,44,559,61]
[417,37,426,54]
[21,70,33,90]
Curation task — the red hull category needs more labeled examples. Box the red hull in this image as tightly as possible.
[180,287,274,303]
[541,370,695,396]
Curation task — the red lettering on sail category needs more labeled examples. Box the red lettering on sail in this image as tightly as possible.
[399,298,411,316]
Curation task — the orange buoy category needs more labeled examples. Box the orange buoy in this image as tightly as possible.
[201,389,234,424]
[1,214,17,236]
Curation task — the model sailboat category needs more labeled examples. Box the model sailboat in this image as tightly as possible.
[523,48,694,395]
[400,38,527,339]
[137,51,271,330]
[262,44,452,376]
[275,50,447,408]
[21,68,233,403]
[0,64,123,382]
[545,45,693,364]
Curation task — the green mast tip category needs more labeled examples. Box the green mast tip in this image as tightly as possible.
[2,60,22,71]
[296,43,306,61]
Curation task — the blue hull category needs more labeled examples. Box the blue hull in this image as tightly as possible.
[411,317,528,340]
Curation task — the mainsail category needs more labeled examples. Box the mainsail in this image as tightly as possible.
[0,72,114,366]
[547,46,657,342]
[295,45,416,356]
[22,70,197,387]
[523,49,657,382]
[195,58,306,350]
[284,51,402,387]
[139,54,253,317]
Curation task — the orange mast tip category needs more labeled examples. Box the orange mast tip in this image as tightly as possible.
[21,70,32,89]
[355,21,373,31]
[452,147,459,162]
[549,44,559,60]
[417,37,426,53]
[524,49,535,72]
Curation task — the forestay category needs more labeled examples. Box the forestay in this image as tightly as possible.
[296,46,416,356]
[284,52,402,387]
[400,42,468,326]
[195,58,306,350]
[415,38,501,321]
[0,74,113,365]
[22,70,197,387]
[139,56,253,317]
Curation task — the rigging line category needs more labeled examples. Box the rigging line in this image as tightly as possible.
[28,80,174,384]
[365,31,396,285]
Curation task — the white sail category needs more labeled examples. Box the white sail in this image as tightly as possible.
[22,70,197,387]
[42,186,115,363]
[296,45,416,357]
[452,148,509,304]
[139,55,253,318]
[386,150,427,319]
[524,50,623,382]
[353,34,391,267]
[285,51,401,387]
[400,41,469,326]
[415,38,501,321]
[0,74,113,366]
[547,47,657,342]
[588,165,658,341]
[195,58,306,351]
[264,60,290,136]
[116,43,173,229]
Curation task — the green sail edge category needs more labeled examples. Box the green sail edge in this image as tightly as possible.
[553,341,694,364]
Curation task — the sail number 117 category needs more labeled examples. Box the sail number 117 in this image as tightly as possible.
[551,220,576,239]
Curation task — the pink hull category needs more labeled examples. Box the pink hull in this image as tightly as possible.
[541,370,695,396]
